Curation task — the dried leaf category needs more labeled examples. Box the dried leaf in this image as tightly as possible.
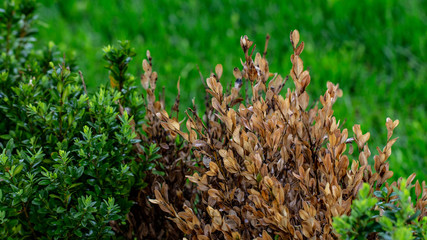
[294,55,304,77]
[215,64,223,79]
[142,59,150,72]
[291,30,300,48]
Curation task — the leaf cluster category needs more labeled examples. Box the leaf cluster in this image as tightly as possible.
[333,179,427,239]
[0,2,156,238]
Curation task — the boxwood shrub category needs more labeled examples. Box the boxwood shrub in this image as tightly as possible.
[1,1,425,239]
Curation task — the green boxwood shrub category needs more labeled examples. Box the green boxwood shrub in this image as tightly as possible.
[0,1,159,238]
[333,179,427,239]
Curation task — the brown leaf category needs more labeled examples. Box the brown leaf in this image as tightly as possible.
[141,74,149,89]
[208,189,224,202]
[232,232,241,240]
[293,55,304,77]
[224,156,239,174]
[386,117,399,140]
[298,91,309,110]
[415,180,421,198]
[142,59,150,72]
[353,124,370,150]
[295,41,304,55]
[233,67,242,79]
[407,173,416,186]
[207,77,217,93]
[193,140,207,148]
[262,230,272,240]
[197,235,210,240]
[215,64,223,79]
[291,30,300,48]
[159,143,169,149]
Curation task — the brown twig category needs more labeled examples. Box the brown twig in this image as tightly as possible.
[263,34,270,58]
[79,71,94,123]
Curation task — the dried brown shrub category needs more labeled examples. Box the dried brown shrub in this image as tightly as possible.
[147,30,426,239]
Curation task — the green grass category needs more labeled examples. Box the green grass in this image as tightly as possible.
[36,0,426,181]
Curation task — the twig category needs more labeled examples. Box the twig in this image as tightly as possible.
[263,34,270,58]
[79,70,88,96]
[79,71,94,123]
[249,44,256,59]
[22,203,37,238]
[196,65,207,87]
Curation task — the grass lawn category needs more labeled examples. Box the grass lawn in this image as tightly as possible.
[36,0,426,181]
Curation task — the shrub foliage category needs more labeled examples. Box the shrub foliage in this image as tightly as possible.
[0,1,426,239]
[0,1,150,238]
[150,31,427,239]
[333,179,427,239]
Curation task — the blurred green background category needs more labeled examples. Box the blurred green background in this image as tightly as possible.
[36,0,426,181]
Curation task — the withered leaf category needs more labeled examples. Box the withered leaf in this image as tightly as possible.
[293,55,304,77]
[295,41,304,55]
[142,59,150,72]
[415,180,421,198]
[193,140,207,148]
[215,64,223,79]
[291,29,300,48]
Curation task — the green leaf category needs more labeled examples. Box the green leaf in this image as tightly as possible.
[152,170,165,176]
[359,183,370,199]
[373,190,383,198]
[49,194,62,201]
[39,179,50,185]
[75,229,83,237]
[13,164,24,176]
[6,138,15,151]
[69,182,83,189]
[56,207,66,213]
